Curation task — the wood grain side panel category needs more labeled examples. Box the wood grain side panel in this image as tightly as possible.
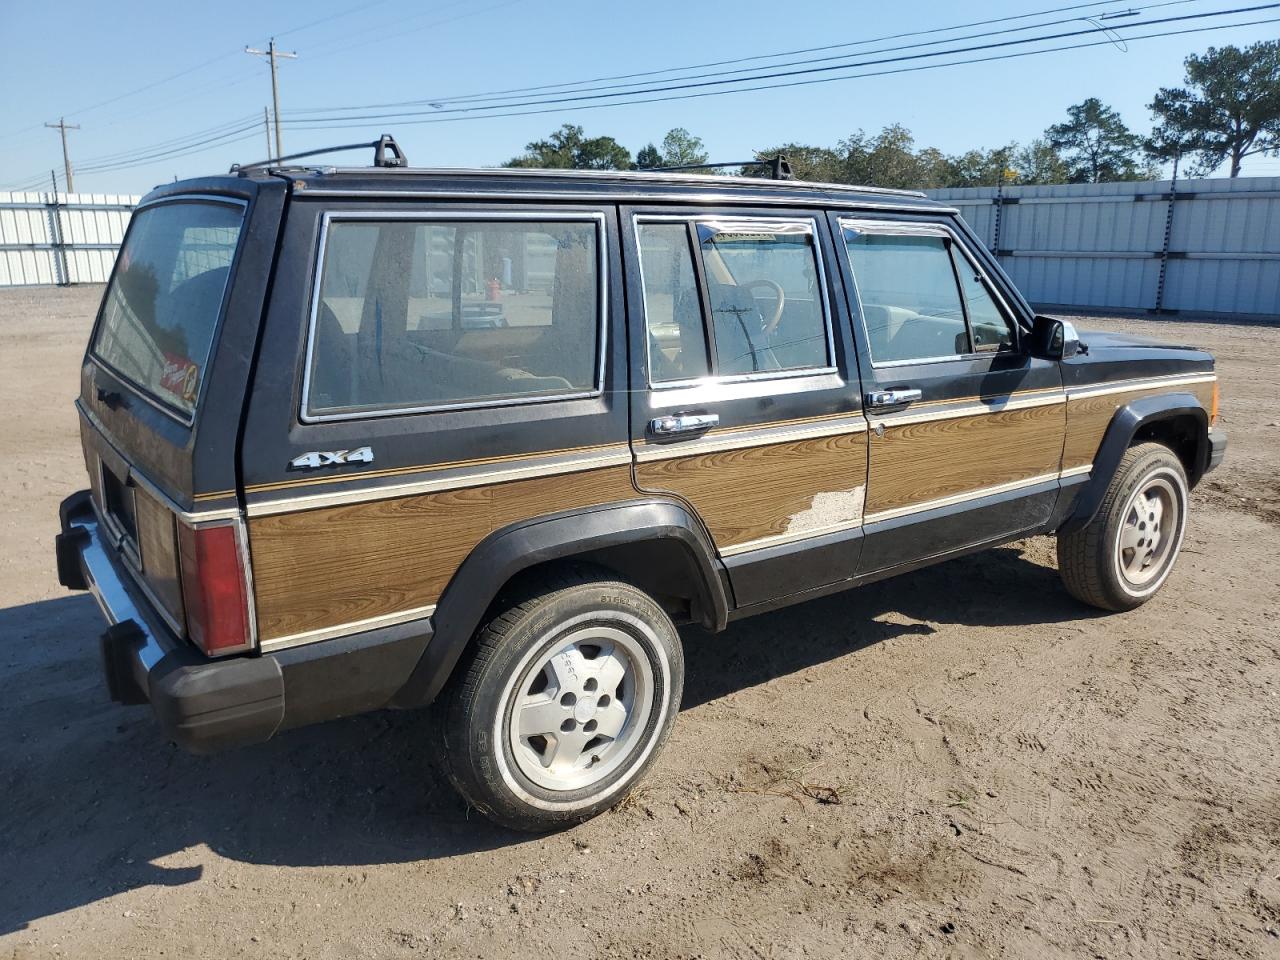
[866,402,1067,515]
[134,486,185,622]
[634,431,868,548]
[249,465,637,642]
[1062,381,1215,470]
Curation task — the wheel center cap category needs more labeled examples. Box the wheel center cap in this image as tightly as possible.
[574,696,597,723]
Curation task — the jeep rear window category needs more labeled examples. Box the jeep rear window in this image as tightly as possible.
[91,199,244,419]
[305,217,601,419]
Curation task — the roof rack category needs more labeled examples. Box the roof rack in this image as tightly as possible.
[232,134,407,173]
[644,154,794,180]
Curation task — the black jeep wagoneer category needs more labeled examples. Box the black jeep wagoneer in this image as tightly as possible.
[56,143,1226,830]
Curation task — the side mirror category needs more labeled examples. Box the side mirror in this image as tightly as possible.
[1030,314,1083,360]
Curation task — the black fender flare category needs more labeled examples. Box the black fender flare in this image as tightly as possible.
[391,497,727,708]
[1057,391,1209,534]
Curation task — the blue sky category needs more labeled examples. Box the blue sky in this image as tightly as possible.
[2,0,1277,194]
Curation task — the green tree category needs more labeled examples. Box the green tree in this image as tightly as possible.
[1013,139,1070,184]
[659,127,709,167]
[1149,41,1280,178]
[1046,98,1146,182]
[634,143,663,169]
[1143,123,1213,179]
[944,145,1019,187]
[842,125,944,189]
[504,124,632,170]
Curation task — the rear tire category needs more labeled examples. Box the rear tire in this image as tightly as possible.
[1057,442,1189,612]
[437,571,683,832]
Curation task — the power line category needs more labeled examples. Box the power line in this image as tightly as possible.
[0,113,263,190]
[279,13,1280,132]
[76,122,265,175]
[283,4,1277,125]
[287,0,1205,116]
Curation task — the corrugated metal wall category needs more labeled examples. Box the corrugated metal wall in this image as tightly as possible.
[0,191,138,287]
[927,177,1280,319]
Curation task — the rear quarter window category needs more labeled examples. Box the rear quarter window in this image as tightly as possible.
[305,216,602,419]
[91,199,245,418]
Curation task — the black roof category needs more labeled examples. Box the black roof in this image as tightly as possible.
[237,164,950,212]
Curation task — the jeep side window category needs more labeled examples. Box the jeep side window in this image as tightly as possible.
[636,217,831,383]
[306,217,601,418]
[842,230,970,364]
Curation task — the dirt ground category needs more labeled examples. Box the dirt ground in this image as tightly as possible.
[1,285,1277,960]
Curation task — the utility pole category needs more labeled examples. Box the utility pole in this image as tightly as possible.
[245,39,297,159]
[44,117,80,193]
[262,106,273,159]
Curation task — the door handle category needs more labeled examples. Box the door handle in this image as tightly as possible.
[649,413,719,438]
[865,388,922,409]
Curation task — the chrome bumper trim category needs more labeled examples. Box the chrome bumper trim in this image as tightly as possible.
[77,516,167,672]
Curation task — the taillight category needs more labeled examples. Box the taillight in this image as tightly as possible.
[1210,381,1220,427]
[178,520,252,655]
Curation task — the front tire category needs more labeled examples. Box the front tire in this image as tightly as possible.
[1057,442,1189,612]
[438,571,683,832]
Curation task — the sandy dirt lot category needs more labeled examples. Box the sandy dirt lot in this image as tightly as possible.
[1,285,1277,960]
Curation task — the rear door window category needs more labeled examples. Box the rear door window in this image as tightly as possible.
[635,216,832,384]
[91,198,245,419]
[305,215,602,419]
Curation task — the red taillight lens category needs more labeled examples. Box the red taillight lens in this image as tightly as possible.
[178,521,251,655]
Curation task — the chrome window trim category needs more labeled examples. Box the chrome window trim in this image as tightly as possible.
[838,216,1025,370]
[646,370,846,408]
[88,194,250,428]
[299,187,956,215]
[633,212,839,388]
[298,209,609,424]
[133,193,250,213]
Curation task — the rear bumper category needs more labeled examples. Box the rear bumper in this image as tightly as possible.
[56,490,432,753]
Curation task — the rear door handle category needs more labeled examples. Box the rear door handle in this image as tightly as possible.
[865,388,922,409]
[649,413,719,438]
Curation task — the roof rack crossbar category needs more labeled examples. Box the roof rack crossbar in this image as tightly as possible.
[646,154,794,180]
[232,134,407,173]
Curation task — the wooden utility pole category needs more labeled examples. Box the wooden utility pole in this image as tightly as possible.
[262,106,273,159]
[44,118,80,193]
[245,39,297,159]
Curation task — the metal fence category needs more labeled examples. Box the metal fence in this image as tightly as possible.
[5,180,1278,319]
[927,177,1280,319]
[0,191,139,287]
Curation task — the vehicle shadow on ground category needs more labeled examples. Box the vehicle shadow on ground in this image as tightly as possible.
[0,542,1092,933]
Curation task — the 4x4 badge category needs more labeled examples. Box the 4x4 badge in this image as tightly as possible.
[289,446,374,470]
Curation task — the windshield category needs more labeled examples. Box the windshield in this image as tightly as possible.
[91,199,244,419]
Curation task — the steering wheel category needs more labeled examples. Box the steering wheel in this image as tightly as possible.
[741,279,786,334]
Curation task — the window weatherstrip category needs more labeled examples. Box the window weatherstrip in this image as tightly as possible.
[299,209,610,424]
